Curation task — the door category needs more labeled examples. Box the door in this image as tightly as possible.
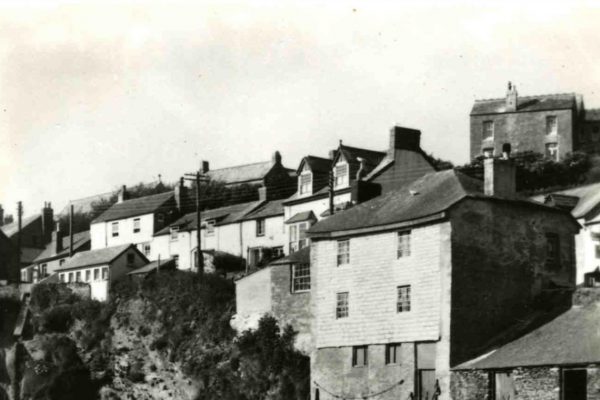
[563,369,587,400]
[419,369,436,400]
[495,372,516,400]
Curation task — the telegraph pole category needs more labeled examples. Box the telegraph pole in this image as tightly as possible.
[69,204,74,257]
[17,202,22,275]
[328,170,335,216]
[185,161,209,277]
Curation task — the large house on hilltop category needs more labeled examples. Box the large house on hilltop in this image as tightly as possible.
[205,150,296,200]
[305,157,579,400]
[470,82,600,160]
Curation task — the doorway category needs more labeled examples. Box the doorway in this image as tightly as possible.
[418,369,436,400]
[562,368,587,400]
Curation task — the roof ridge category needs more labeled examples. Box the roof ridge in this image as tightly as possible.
[119,190,174,203]
[474,92,579,103]
[340,144,386,155]
[208,160,272,172]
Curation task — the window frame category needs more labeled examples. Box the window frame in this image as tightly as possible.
[292,263,311,293]
[352,345,368,367]
[385,343,401,365]
[170,226,179,241]
[85,269,91,282]
[545,142,559,161]
[205,219,216,236]
[41,264,48,277]
[94,268,99,281]
[289,221,310,252]
[133,218,141,233]
[397,285,411,313]
[126,252,135,267]
[256,218,266,237]
[299,172,313,196]
[101,267,108,281]
[337,239,350,266]
[334,162,349,188]
[336,292,349,319]
[546,115,558,136]
[111,221,119,237]
[397,230,411,259]
[143,243,151,257]
[482,120,494,140]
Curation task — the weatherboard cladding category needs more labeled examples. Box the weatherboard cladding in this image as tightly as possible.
[470,93,578,115]
[92,191,175,223]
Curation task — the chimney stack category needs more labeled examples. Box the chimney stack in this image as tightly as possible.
[117,185,128,203]
[54,221,64,254]
[174,177,188,212]
[388,126,422,159]
[258,186,267,202]
[0,204,4,227]
[271,151,282,165]
[201,160,210,174]
[484,144,516,198]
[41,202,54,245]
[506,81,518,112]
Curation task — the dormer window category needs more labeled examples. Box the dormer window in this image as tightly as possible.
[334,163,349,188]
[170,226,179,241]
[206,219,215,236]
[299,172,312,196]
[482,121,494,140]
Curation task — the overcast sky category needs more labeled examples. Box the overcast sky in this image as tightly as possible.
[1,0,600,218]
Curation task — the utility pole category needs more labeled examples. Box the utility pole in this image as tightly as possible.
[328,170,335,216]
[69,204,74,257]
[185,161,209,277]
[17,202,22,279]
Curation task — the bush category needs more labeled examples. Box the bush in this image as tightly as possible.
[39,305,73,333]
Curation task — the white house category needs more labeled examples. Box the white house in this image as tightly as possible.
[90,181,190,255]
[55,244,148,301]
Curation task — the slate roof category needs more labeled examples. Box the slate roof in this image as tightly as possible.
[58,192,112,217]
[56,244,135,271]
[20,247,44,265]
[585,108,600,121]
[337,144,386,175]
[92,191,175,223]
[128,258,175,275]
[300,156,333,174]
[285,211,317,225]
[1,215,40,238]
[530,181,600,219]
[308,169,482,235]
[269,246,310,265]
[455,303,600,370]
[207,161,274,185]
[33,231,91,262]
[240,199,285,221]
[154,201,259,236]
[471,93,578,115]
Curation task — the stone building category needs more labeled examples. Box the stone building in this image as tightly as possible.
[470,82,600,160]
[306,158,579,400]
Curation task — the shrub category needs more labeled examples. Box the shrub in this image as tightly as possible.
[39,305,73,333]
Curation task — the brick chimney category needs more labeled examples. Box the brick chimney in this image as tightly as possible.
[484,144,516,198]
[41,202,54,244]
[174,177,188,212]
[0,204,4,227]
[54,221,64,254]
[388,126,422,159]
[258,186,267,202]
[117,185,128,203]
[271,151,282,165]
[201,160,210,173]
[506,81,518,112]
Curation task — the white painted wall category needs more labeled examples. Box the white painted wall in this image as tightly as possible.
[312,222,448,348]
[241,216,286,254]
[91,213,155,250]
[577,216,600,283]
[217,223,243,257]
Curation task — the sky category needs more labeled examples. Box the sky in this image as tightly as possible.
[1,0,600,218]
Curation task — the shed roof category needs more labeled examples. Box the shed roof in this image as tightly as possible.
[55,244,135,271]
[92,191,175,223]
[530,181,600,219]
[471,93,578,115]
[455,303,600,370]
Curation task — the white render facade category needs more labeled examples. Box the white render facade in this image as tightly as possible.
[91,213,156,250]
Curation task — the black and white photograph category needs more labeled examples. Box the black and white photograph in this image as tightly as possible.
[1,1,600,399]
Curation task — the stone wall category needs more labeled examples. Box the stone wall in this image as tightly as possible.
[450,370,489,400]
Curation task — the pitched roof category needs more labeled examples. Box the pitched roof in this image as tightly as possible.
[207,161,275,185]
[285,211,317,225]
[128,257,175,275]
[33,231,91,262]
[585,108,600,121]
[56,244,134,271]
[154,201,258,236]
[92,191,175,223]
[58,192,112,217]
[240,199,285,221]
[471,93,578,115]
[308,169,482,235]
[1,215,40,238]
[337,144,386,174]
[455,303,600,370]
[269,246,310,265]
[300,156,333,174]
[530,181,600,219]
[21,247,44,264]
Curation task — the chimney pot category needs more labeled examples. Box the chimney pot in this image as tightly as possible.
[388,126,422,159]
[118,185,128,203]
[271,151,282,165]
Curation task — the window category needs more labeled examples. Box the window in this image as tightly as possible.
[482,147,494,158]
[85,270,91,282]
[206,220,215,236]
[94,268,99,281]
[133,218,141,233]
[352,346,368,367]
[170,226,179,241]
[299,172,312,195]
[385,343,401,364]
[334,163,349,188]
[562,369,587,400]
[101,267,108,280]
[336,292,349,318]
[157,213,165,225]
[546,233,560,268]
[68,272,73,283]
[173,255,179,268]
[256,218,265,237]
[143,243,151,257]
[546,116,557,136]
[292,263,311,292]
[397,231,411,258]
[337,240,350,266]
[111,222,119,237]
[289,222,310,252]
[41,264,47,277]
[545,142,559,161]
[272,246,284,259]
[75,271,81,282]
[397,285,411,312]
[59,259,66,266]
[127,253,135,267]
[59,273,65,283]
[482,121,494,140]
